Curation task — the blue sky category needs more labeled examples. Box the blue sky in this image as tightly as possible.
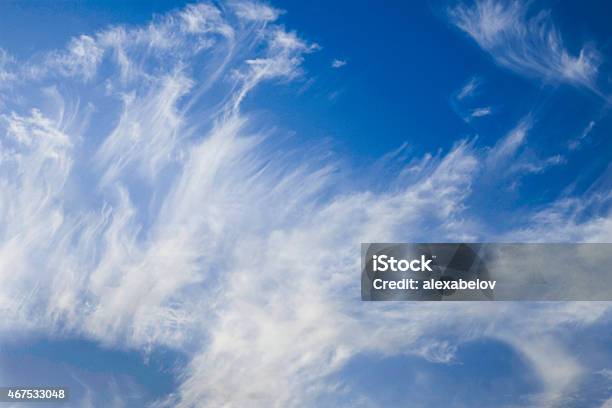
[0,1,611,407]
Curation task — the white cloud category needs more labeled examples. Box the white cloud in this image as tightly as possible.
[505,336,582,406]
[485,117,531,168]
[0,0,321,350]
[449,0,601,92]
[598,368,612,381]
[569,120,596,150]
[0,49,16,85]
[0,2,609,407]
[452,77,491,122]
[232,1,282,22]
[509,188,612,243]
[469,106,492,118]
[45,35,104,80]
[95,73,193,185]
[179,3,231,34]
[481,117,567,181]
[456,76,480,100]
[167,139,480,406]
[509,154,565,175]
[331,58,347,68]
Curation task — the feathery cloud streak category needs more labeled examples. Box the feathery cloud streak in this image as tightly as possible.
[331,58,347,68]
[449,0,602,92]
[0,1,610,407]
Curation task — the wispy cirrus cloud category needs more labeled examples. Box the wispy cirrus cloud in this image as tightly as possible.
[568,119,597,150]
[485,117,531,167]
[468,106,492,119]
[0,1,610,407]
[449,0,602,93]
[456,76,480,100]
[452,76,493,122]
[509,184,612,243]
[231,1,282,22]
[483,117,565,180]
[0,49,16,86]
[0,2,482,405]
[331,58,347,68]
